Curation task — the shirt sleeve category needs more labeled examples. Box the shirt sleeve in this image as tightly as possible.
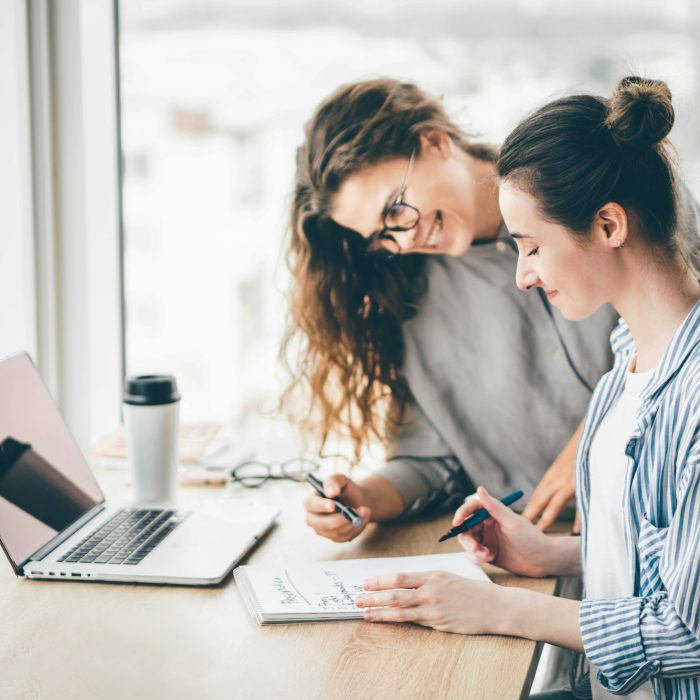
[579,459,700,694]
[373,397,474,517]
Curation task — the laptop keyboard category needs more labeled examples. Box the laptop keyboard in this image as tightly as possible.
[57,508,186,566]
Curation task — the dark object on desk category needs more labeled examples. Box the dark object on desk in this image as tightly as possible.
[305,473,363,527]
[438,490,524,542]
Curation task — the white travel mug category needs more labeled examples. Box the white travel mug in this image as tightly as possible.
[122,374,181,504]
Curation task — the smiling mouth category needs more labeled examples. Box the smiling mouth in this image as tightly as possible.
[545,290,559,299]
[425,211,443,248]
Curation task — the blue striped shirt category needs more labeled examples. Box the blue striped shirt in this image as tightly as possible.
[576,299,700,699]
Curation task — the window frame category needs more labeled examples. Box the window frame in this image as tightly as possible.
[6,0,125,449]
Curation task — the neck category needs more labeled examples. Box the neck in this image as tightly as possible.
[470,157,503,241]
[614,250,700,372]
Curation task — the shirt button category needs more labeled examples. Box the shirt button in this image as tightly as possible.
[495,241,508,253]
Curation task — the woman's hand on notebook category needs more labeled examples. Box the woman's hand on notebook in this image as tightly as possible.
[357,570,508,636]
[304,473,371,542]
[454,486,554,578]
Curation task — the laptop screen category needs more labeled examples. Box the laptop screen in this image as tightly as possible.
[0,354,104,570]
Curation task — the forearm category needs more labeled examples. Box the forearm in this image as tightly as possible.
[495,587,583,652]
[358,474,405,521]
[540,535,582,577]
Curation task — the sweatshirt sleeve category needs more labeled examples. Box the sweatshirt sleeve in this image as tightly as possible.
[374,398,474,516]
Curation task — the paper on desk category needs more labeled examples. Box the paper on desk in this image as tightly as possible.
[234,552,490,624]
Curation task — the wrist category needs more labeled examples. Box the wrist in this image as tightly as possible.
[492,587,582,652]
[514,528,562,578]
[357,483,376,522]
[508,589,583,651]
[526,530,556,578]
[358,475,404,522]
[490,586,532,637]
[539,535,582,578]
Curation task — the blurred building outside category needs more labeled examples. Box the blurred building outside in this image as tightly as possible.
[119,0,700,451]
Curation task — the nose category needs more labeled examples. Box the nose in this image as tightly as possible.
[515,252,540,292]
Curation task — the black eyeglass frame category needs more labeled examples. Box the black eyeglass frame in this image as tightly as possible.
[365,150,420,259]
[229,454,354,488]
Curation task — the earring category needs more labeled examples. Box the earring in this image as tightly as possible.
[615,240,624,249]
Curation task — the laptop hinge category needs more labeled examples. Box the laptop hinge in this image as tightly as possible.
[19,502,107,574]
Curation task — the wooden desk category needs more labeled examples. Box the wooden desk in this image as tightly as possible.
[0,467,559,700]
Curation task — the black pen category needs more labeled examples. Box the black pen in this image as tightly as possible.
[438,490,524,543]
[305,473,364,528]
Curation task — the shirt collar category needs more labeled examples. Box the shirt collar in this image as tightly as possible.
[609,317,635,357]
[611,298,700,402]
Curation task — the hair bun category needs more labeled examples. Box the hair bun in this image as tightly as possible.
[605,76,674,149]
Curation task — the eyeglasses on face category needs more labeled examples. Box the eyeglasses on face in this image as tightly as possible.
[365,150,421,260]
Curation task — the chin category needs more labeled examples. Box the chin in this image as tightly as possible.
[446,234,473,256]
[557,300,603,322]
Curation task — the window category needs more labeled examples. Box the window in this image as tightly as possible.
[118,0,700,438]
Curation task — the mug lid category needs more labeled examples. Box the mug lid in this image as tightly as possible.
[123,375,180,406]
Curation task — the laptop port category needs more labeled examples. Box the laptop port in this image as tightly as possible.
[70,573,81,577]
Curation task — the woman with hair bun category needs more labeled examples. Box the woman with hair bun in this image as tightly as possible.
[285,78,618,544]
[357,77,700,700]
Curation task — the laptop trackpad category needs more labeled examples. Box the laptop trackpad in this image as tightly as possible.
[140,502,277,574]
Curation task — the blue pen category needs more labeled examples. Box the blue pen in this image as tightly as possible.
[438,490,524,543]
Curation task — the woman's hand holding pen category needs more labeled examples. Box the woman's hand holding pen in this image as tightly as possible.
[455,486,554,578]
[304,474,404,543]
[304,474,371,542]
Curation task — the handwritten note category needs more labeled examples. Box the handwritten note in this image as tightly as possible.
[235,553,490,624]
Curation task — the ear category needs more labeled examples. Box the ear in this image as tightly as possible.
[592,202,628,250]
[418,130,453,159]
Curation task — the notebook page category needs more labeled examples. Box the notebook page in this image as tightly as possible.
[237,552,489,618]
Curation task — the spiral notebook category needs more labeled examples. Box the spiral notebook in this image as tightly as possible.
[234,552,490,624]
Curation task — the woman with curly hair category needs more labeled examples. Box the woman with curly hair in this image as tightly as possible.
[282,78,618,542]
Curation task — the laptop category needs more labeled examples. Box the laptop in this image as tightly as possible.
[0,352,279,586]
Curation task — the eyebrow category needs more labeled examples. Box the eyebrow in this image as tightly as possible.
[509,232,533,239]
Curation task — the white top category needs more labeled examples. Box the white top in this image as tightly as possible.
[586,359,655,700]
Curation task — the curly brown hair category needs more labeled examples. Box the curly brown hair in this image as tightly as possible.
[280,78,495,459]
